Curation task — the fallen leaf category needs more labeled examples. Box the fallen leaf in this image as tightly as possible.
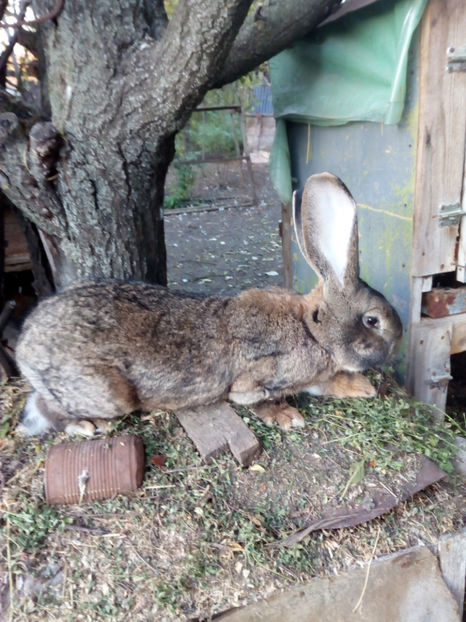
[249,464,265,473]
[248,514,264,527]
[340,459,365,498]
[150,454,167,467]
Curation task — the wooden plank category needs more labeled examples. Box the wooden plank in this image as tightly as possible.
[438,531,466,616]
[412,0,466,278]
[176,402,260,467]
[421,276,433,293]
[451,320,466,354]
[456,104,466,282]
[407,277,425,393]
[216,546,460,622]
[4,205,32,270]
[281,202,293,289]
[411,314,466,355]
[408,322,452,412]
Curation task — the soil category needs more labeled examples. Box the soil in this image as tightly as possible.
[165,163,284,295]
[0,379,463,622]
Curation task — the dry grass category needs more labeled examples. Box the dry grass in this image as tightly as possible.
[0,376,464,621]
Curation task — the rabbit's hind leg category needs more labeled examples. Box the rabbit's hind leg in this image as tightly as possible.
[228,374,270,405]
[18,367,138,437]
[17,392,95,436]
[58,366,139,431]
[250,401,305,430]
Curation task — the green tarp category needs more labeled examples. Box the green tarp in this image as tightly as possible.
[269,0,428,203]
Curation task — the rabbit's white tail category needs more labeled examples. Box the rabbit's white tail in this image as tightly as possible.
[17,392,53,435]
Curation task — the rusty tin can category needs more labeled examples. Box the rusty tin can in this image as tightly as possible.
[45,435,145,504]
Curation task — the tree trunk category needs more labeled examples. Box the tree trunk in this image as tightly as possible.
[47,131,175,287]
[0,0,255,288]
[0,0,340,290]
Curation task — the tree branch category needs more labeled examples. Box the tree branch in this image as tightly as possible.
[0,114,65,236]
[212,0,342,88]
[17,26,38,55]
[0,0,29,85]
[120,0,254,140]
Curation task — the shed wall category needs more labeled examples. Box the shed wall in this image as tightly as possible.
[287,37,420,379]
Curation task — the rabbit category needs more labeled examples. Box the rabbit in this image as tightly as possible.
[16,172,402,436]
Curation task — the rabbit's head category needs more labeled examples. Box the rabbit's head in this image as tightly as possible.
[293,172,402,373]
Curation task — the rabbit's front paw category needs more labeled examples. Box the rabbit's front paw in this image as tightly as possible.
[333,372,376,397]
[64,420,97,437]
[307,372,376,398]
[251,401,305,430]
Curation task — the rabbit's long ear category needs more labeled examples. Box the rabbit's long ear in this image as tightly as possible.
[293,172,360,291]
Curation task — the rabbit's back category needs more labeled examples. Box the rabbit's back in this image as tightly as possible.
[16,281,237,414]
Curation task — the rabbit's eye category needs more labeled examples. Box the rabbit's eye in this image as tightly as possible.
[363,315,380,329]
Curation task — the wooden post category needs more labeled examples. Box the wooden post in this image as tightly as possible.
[281,202,293,289]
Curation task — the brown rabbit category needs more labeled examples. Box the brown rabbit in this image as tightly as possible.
[16,172,402,436]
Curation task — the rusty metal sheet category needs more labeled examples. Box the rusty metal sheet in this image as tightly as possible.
[276,457,446,546]
[422,287,466,318]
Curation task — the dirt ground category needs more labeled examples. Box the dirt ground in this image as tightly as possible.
[165,163,284,295]
[1,377,463,622]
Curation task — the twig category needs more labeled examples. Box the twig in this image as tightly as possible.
[130,543,160,576]
[5,505,14,622]
[162,464,216,474]
[268,512,358,547]
[65,524,109,535]
[0,1,28,80]
[352,526,381,614]
[377,480,397,499]
[0,0,64,28]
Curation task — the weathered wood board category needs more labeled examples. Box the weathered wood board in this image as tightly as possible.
[176,402,260,467]
[412,0,466,280]
[216,545,462,622]
[408,314,466,410]
[408,321,452,412]
[439,531,466,615]
[4,206,32,272]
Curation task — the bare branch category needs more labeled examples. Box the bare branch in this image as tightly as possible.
[0,0,8,22]
[0,87,39,118]
[17,26,38,55]
[0,0,63,29]
[0,0,29,84]
[212,0,342,88]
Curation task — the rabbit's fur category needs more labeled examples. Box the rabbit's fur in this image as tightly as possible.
[16,173,402,435]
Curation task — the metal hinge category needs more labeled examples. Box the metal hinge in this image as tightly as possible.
[446,46,466,72]
[438,203,466,227]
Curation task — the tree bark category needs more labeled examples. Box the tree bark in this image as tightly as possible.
[0,0,340,289]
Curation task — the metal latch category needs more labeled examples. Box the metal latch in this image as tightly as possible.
[446,46,466,72]
[438,203,466,227]
[430,371,452,387]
